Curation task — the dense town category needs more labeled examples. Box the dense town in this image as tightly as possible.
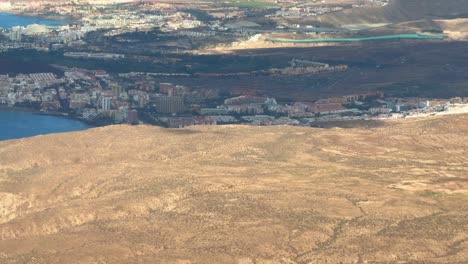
[1,67,466,128]
[0,0,390,53]
[0,0,466,128]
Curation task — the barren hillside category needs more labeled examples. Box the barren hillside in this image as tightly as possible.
[0,115,467,263]
[319,0,468,25]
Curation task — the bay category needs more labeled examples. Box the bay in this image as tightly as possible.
[0,110,91,141]
[0,12,65,28]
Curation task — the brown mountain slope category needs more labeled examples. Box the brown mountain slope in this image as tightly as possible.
[362,18,468,39]
[319,0,468,25]
[0,115,467,263]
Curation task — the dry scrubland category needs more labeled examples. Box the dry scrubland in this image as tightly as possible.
[318,0,468,25]
[0,115,467,263]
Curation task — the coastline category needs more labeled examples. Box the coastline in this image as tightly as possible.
[0,107,94,141]
[0,9,71,26]
[0,105,100,127]
[0,105,41,114]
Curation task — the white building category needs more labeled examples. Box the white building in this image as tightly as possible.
[9,26,22,42]
[101,96,112,111]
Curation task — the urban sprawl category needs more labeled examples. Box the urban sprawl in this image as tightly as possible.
[1,0,466,128]
[1,69,466,128]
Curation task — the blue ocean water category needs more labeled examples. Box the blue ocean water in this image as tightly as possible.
[0,12,65,28]
[0,111,91,141]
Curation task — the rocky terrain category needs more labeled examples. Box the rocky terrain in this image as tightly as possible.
[319,0,468,25]
[0,114,467,263]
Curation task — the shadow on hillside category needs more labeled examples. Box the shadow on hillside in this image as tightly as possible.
[311,120,386,129]
[166,128,201,135]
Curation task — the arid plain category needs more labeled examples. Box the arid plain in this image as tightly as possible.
[0,114,467,263]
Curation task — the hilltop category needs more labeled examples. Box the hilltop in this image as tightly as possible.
[318,0,468,25]
[0,114,467,263]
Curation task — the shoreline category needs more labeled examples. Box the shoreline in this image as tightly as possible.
[0,105,99,127]
[0,105,41,114]
[0,10,71,26]
[0,105,136,127]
